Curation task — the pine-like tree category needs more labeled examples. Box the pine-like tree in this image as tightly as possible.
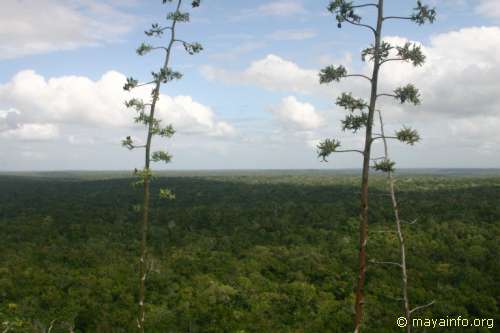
[317,1,436,332]
[122,1,203,331]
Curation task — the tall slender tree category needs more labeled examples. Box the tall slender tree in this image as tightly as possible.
[373,109,433,333]
[317,1,436,332]
[121,1,203,331]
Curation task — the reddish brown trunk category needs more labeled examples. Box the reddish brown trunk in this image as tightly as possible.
[354,1,384,332]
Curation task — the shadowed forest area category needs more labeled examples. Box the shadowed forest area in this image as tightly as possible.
[0,171,498,332]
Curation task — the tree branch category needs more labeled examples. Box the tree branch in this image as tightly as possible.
[380,57,404,65]
[372,135,398,142]
[410,300,435,314]
[137,81,156,88]
[377,93,397,99]
[336,149,365,155]
[151,46,168,52]
[370,259,402,267]
[402,218,418,225]
[346,74,372,82]
[383,16,412,21]
[352,3,378,9]
[344,17,376,34]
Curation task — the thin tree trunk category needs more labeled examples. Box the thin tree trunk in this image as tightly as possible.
[377,110,411,333]
[137,1,182,332]
[354,1,384,332]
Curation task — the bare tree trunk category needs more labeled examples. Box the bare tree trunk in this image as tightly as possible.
[377,110,411,333]
[354,1,384,332]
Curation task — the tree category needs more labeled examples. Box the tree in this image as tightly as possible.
[122,0,203,331]
[317,1,436,331]
[373,110,434,333]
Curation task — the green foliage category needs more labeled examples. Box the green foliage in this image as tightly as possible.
[123,77,138,91]
[152,67,183,83]
[158,124,175,138]
[341,113,368,133]
[317,139,341,162]
[159,188,176,200]
[362,41,392,62]
[373,159,396,173]
[396,42,426,66]
[182,42,203,55]
[137,42,153,56]
[319,65,347,84]
[121,136,135,150]
[336,93,368,112]
[396,126,421,145]
[133,168,153,187]
[411,1,437,25]
[394,84,421,105]
[125,98,146,111]
[145,23,164,37]
[167,11,190,22]
[0,173,498,332]
[327,0,362,27]
[151,150,173,164]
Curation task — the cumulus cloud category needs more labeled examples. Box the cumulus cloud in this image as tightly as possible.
[203,26,500,158]
[0,0,135,59]
[269,96,325,130]
[0,70,236,140]
[1,123,59,141]
[202,54,323,95]
[379,27,500,119]
[257,1,305,16]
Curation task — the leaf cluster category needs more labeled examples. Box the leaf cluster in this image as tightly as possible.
[394,84,421,105]
[362,41,392,62]
[123,77,138,91]
[373,159,396,173]
[182,42,203,55]
[317,139,341,162]
[327,0,362,28]
[342,113,368,133]
[159,188,176,200]
[137,43,154,56]
[145,23,165,37]
[167,11,190,22]
[132,168,154,187]
[121,136,135,150]
[411,1,437,25]
[319,65,347,84]
[125,98,146,112]
[152,68,183,83]
[336,93,367,112]
[396,42,426,66]
[151,150,173,164]
[396,127,420,145]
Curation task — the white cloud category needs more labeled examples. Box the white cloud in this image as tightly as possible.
[257,1,305,16]
[1,123,59,141]
[0,70,236,140]
[0,0,134,59]
[202,54,322,95]
[379,27,500,119]
[269,96,325,130]
[268,29,316,41]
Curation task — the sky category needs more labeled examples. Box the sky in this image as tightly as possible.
[1,0,499,171]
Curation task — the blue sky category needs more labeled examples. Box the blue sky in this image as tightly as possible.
[1,0,499,170]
